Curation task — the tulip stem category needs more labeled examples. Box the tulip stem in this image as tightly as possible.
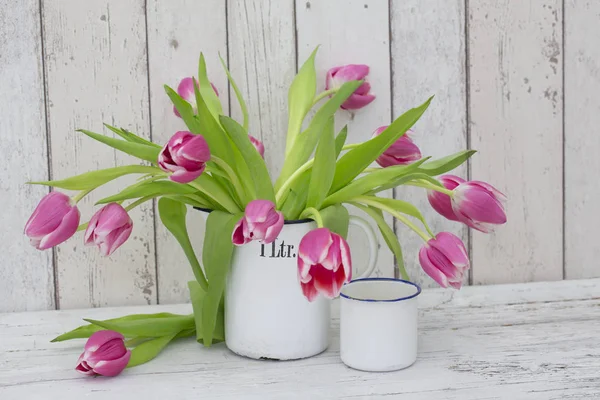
[341,143,361,151]
[312,89,337,106]
[275,158,316,207]
[300,207,324,228]
[355,196,432,242]
[72,188,94,204]
[210,156,248,205]
[125,195,155,212]
[406,180,454,196]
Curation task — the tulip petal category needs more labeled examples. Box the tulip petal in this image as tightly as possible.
[178,135,210,163]
[232,219,248,246]
[301,279,320,302]
[311,264,338,299]
[85,330,125,352]
[419,246,450,288]
[263,211,284,244]
[37,206,80,250]
[177,77,196,103]
[332,64,369,83]
[245,200,277,225]
[341,93,376,110]
[24,192,73,237]
[430,232,469,270]
[104,225,134,256]
[339,234,352,281]
[169,168,203,184]
[298,228,333,265]
[92,350,131,377]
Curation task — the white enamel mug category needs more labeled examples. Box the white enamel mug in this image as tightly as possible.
[340,278,421,372]
[225,216,379,360]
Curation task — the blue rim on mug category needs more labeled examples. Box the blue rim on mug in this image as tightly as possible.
[339,278,422,303]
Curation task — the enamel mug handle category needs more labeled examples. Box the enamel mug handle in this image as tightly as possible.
[348,215,379,279]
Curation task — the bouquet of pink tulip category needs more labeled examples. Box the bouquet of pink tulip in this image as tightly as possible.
[26,49,506,376]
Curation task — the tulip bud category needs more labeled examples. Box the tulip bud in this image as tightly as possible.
[297,228,352,301]
[452,181,507,233]
[372,126,421,167]
[325,64,375,110]
[232,200,284,245]
[249,134,265,158]
[158,131,211,183]
[76,330,131,377]
[427,175,465,221]
[84,203,134,256]
[24,192,80,250]
[419,232,469,289]
[173,77,219,117]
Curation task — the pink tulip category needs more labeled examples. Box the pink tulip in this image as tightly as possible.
[297,228,352,301]
[325,64,375,110]
[173,77,219,117]
[249,135,265,158]
[158,131,211,183]
[24,192,80,250]
[84,203,133,256]
[427,175,466,221]
[76,330,131,377]
[452,181,507,233]
[419,232,469,289]
[232,200,284,245]
[372,126,421,167]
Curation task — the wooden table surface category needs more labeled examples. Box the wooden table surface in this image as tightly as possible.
[1,279,599,399]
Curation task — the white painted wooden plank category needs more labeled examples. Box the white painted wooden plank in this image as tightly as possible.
[42,0,156,308]
[0,0,54,311]
[469,1,563,284]
[390,0,468,288]
[296,0,395,278]
[1,280,599,399]
[146,0,228,304]
[227,0,296,180]
[564,1,600,279]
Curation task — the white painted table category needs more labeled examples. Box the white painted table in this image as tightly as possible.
[1,279,599,399]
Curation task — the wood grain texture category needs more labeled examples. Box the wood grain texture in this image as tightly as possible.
[2,279,599,398]
[390,0,468,288]
[42,0,156,308]
[227,0,296,179]
[469,1,563,284]
[564,1,600,279]
[146,0,228,304]
[296,0,395,278]
[0,0,54,312]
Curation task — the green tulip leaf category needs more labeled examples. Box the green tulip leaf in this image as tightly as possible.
[418,150,477,176]
[50,313,185,342]
[306,117,336,209]
[367,172,442,194]
[219,53,249,131]
[188,281,225,344]
[164,85,202,133]
[83,314,194,338]
[29,165,159,191]
[198,53,223,119]
[127,333,177,368]
[320,204,350,239]
[322,159,430,207]
[201,211,242,346]
[351,203,409,280]
[219,116,275,202]
[96,180,197,204]
[358,195,433,237]
[276,80,363,191]
[103,124,160,148]
[158,197,207,288]
[285,47,318,154]
[335,126,348,156]
[330,96,433,192]
[77,130,161,163]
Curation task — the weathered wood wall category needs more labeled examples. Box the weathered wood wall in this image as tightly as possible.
[1,0,597,312]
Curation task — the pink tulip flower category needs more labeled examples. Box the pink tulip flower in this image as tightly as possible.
[325,64,375,110]
[452,181,507,233]
[249,135,265,158]
[297,228,352,302]
[232,200,284,245]
[24,192,80,250]
[427,175,466,221]
[372,126,422,167]
[158,131,211,183]
[173,77,219,117]
[419,232,469,289]
[84,203,134,257]
[76,330,131,377]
